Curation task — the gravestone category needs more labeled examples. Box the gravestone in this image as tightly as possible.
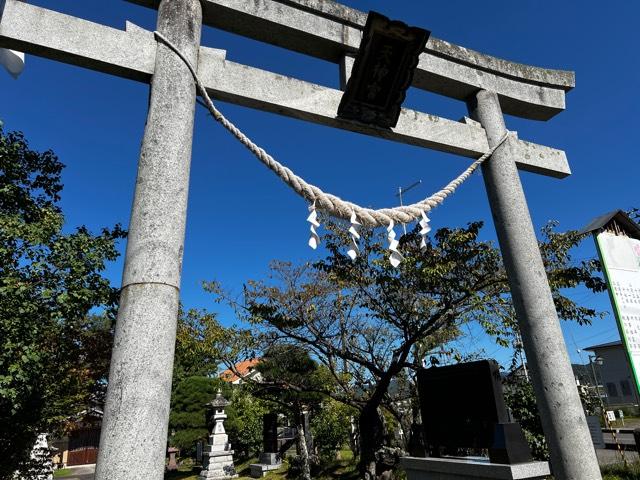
[401,457,550,480]
[260,413,280,464]
[250,413,282,477]
[197,441,203,465]
[199,390,237,480]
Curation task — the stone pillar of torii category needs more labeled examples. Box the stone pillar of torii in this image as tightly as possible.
[0,1,601,479]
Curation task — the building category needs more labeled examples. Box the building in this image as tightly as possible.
[585,340,640,406]
[50,408,102,468]
[219,359,262,385]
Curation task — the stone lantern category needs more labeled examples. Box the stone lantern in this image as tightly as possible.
[199,389,237,479]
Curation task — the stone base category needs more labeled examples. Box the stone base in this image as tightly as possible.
[259,452,280,465]
[200,449,237,479]
[400,456,550,480]
[205,452,234,464]
[199,465,238,480]
[249,462,282,478]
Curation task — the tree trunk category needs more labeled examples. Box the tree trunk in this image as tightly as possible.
[349,415,359,458]
[296,421,312,480]
[358,404,385,480]
[356,362,408,479]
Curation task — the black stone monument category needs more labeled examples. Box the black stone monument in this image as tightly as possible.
[417,359,532,464]
[260,413,280,465]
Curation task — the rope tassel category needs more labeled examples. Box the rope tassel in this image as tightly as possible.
[307,203,320,249]
[387,221,404,268]
[347,212,361,260]
[419,211,431,250]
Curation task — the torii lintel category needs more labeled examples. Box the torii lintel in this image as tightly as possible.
[128,0,575,121]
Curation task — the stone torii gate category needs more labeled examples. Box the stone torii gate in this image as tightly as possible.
[0,1,599,479]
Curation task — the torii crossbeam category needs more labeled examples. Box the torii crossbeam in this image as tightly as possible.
[0,1,601,479]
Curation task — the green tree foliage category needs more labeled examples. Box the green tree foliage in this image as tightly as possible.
[503,381,549,460]
[503,377,602,462]
[169,376,226,457]
[255,344,323,409]
[539,222,607,324]
[225,387,269,460]
[174,308,225,384]
[0,124,125,477]
[311,398,355,460]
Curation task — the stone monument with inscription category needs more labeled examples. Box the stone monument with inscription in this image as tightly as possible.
[250,413,282,478]
[199,390,237,480]
[401,360,549,480]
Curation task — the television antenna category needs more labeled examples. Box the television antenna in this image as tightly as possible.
[395,180,422,234]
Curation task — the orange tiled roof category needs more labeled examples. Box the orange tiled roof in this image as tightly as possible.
[219,358,260,383]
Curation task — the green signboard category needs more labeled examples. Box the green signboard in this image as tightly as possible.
[595,231,640,396]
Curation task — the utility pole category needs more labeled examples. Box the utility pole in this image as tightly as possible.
[468,90,602,480]
[589,355,603,403]
[515,331,529,381]
[94,1,202,479]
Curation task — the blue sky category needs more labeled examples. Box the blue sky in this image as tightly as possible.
[1,1,638,367]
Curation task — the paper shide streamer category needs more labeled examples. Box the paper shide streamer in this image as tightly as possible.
[347,211,361,261]
[386,220,404,267]
[419,211,431,250]
[305,205,434,267]
[307,202,320,249]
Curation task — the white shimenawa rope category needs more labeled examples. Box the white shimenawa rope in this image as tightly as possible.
[154,31,511,228]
